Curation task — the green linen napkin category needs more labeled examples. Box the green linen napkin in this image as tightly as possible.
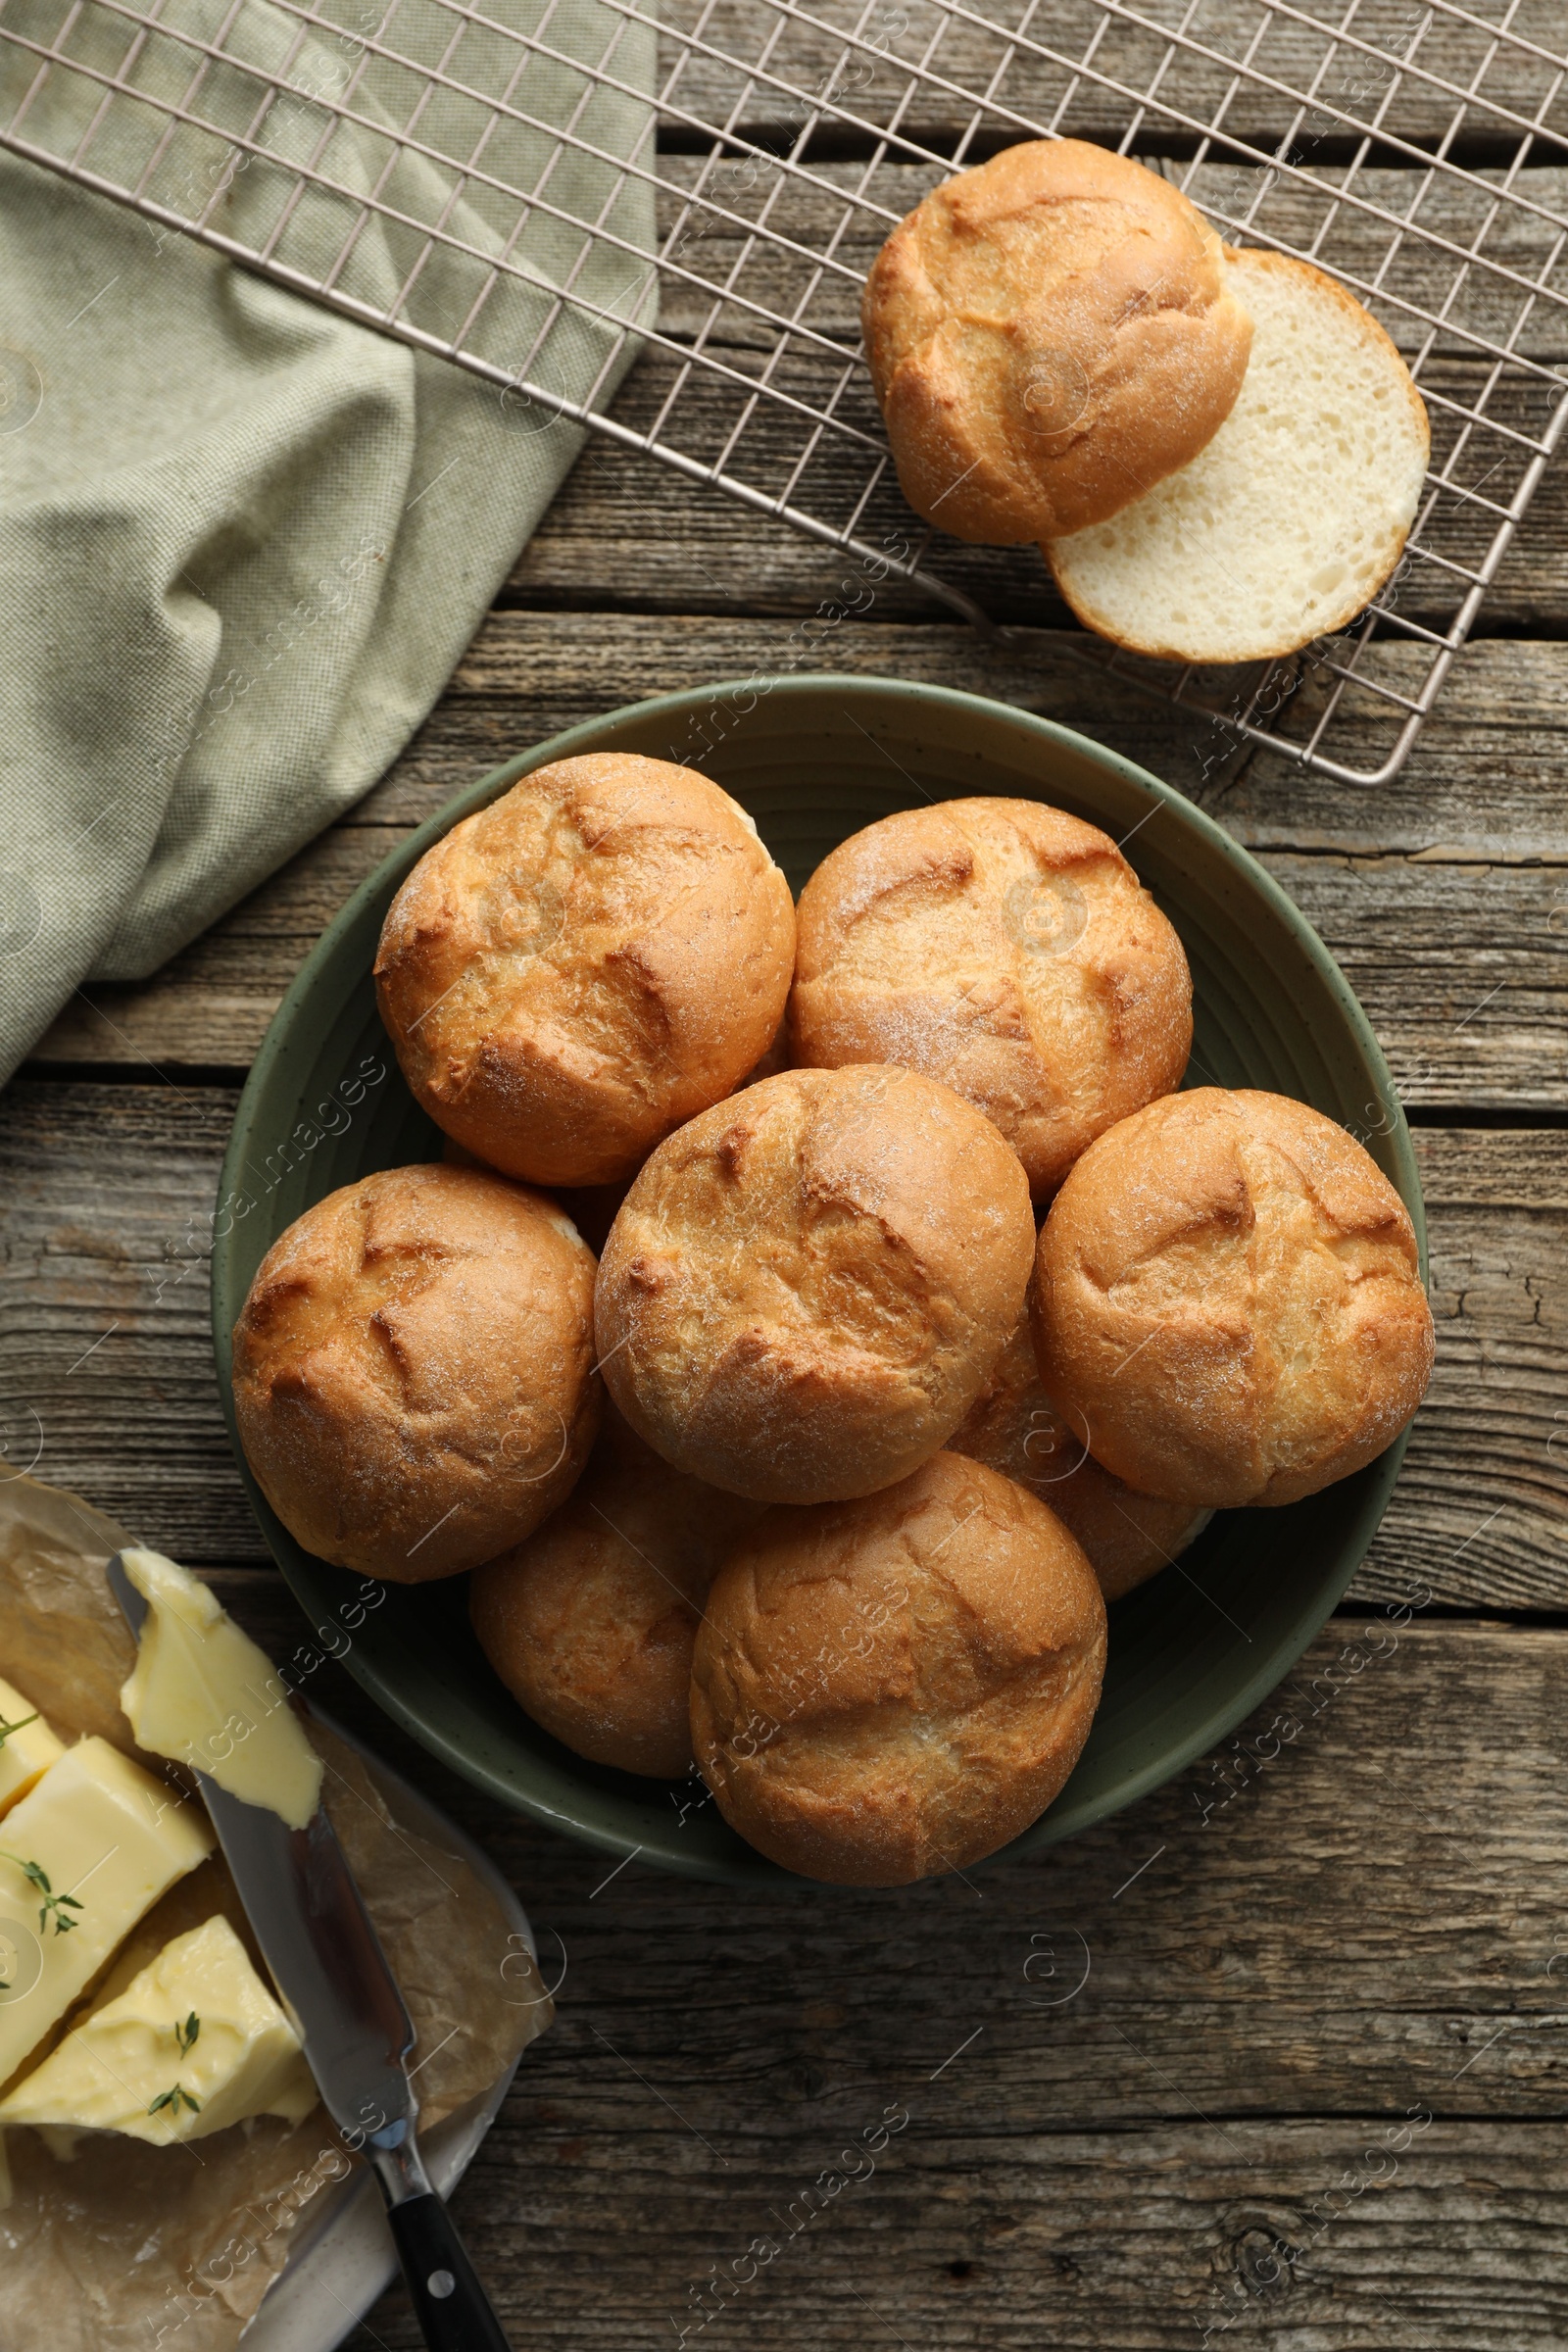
[0,0,656,1079]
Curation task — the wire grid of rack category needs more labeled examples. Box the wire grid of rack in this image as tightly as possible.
[1,0,1565,784]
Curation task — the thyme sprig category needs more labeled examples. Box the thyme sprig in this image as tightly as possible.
[0,1711,39,1752]
[148,2014,203,2120]
[0,1853,83,1936]
[148,2083,203,2119]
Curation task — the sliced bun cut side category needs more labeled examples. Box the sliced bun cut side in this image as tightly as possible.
[1046,249,1430,663]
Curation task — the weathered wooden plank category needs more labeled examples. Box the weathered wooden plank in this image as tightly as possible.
[33,615,1568,879]
[1395,1128,1568,1613]
[0,1082,243,1561]
[350,2117,1568,2351]
[654,0,1568,154]
[1,1085,1562,1613]
[273,619,1568,863]
[32,625,1568,1107]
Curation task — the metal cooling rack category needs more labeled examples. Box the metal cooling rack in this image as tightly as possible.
[2,0,1566,784]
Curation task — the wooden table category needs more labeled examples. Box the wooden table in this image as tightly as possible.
[7,117,1568,2352]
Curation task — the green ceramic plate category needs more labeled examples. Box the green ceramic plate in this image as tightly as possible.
[212,675,1423,1887]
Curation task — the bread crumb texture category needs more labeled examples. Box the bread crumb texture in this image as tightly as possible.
[595,1064,1035,1502]
[1032,1088,1436,1507]
[862,139,1252,542]
[374,753,796,1187]
[691,1451,1107,1884]
[1048,249,1430,661]
[232,1164,601,1579]
[792,797,1192,1199]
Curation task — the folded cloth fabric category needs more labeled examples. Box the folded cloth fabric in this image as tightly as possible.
[0,0,656,1079]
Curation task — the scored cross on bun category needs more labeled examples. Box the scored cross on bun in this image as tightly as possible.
[374,753,796,1190]
[690,1451,1107,1886]
[861,138,1253,543]
[232,1164,601,1581]
[594,1064,1036,1504]
[790,795,1193,1201]
[1031,1089,1436,1509]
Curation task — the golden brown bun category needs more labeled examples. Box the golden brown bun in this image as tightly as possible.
[469,1406,765,1779]
[595,1064,1035,1503]
[374,754,796,1188]
[1031,1089,1436,1508]
[740,1015,791,1085]
[790,797,1192,1200]
[949,1318,1209,1603]
[232,1164,600,1580]
[690,1451,1106,1884]
[860,139,1252,543]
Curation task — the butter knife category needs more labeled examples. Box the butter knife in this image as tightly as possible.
[107,1551,513,2352]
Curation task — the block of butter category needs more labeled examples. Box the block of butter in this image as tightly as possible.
[0,1913,318,2145]
[119,1546,323,1832]
[0,1678,64,1822]
[0,1737,213,2089]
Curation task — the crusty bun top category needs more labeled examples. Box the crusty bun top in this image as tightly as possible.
[594,1064,1036,1503]
[374,753,796,1189]
[232,1163,600,1580]
[1032,1089,1436,1509]
[861,139,1253,543]
[791,796,1193,1200]
[690,1450,1107,1885]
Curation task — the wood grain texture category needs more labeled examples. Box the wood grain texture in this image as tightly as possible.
[32,626,1568,1110]
[367,2120,1568,2350]
[1,1084,1562,1611]
[653,0,1568,152]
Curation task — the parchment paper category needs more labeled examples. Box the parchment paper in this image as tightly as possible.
[0,1472,551,2351]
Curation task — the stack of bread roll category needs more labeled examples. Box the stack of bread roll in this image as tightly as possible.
[233,753,1435,1886]
[860,139,1431,663]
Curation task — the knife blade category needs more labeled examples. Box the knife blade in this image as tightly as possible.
[107,1550,514,2352]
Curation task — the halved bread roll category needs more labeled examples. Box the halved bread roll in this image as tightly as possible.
[1047,249,1429,662]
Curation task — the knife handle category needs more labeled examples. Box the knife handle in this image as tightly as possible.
[386,2189,514,2351]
